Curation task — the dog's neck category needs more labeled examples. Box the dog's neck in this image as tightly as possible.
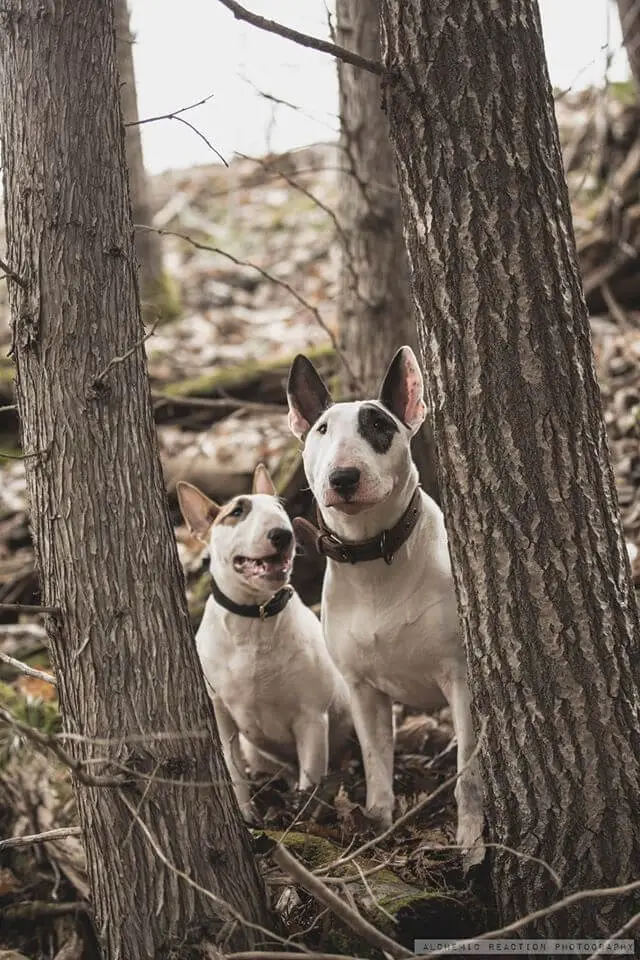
[316,461,419,543]
[208,554,288,608]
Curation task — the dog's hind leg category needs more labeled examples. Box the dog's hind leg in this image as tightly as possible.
[350,682,395,830]
[435,667,485,867]
[293,711,329,790]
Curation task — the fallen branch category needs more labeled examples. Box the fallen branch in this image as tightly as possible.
[271,841,413,960]
[0,649,56,685]
[214,0,384,75]
[0,602,60,615]
[0,826,81,852]
[3,900,88,921]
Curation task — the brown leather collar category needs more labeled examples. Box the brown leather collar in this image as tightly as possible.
[293,487,422,565]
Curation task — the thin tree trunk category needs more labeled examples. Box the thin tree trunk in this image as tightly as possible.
[335,0,439,501]
[114,0,165,310]
[0,2,271,958]
[381,0,640,936]
[617,0,640,91]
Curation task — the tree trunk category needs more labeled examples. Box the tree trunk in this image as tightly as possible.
[381,0,640,937]
[114,0,165,312]
[335,0,439,501]
[617,0,640,91]
[0,2,271,958]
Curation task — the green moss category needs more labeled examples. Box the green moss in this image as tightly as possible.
[163,343,334,399]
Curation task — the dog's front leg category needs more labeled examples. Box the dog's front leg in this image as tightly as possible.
[212,694,259,824]
[350,682,395,830]
[436,669,484,866]
[293,711,329,790]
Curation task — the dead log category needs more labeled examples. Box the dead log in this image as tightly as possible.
[263,830,485,951]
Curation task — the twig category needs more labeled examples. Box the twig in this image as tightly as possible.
[0,602,60,615]
[0,826,81,852]
[0,403,17,412]
[0,255,27,289]
[0,649,56,686]
[423,877,640,959]
[214,0,384,75]
[0,706,125,787]
[315,718,488,876]
[92,321,157,387]
[135,224,362,391]
[127,92,214,127]
[126,91,227,165]
[272,842,412,959]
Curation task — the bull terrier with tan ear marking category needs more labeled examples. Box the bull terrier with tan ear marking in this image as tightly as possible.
[288,347,484,865]
[177,464,352,823]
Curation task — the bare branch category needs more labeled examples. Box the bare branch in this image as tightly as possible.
[3,901,88,921]
[0,403,17,412]
[0,826,81,852]
[152,391,286,414]
[0,649,56,685]
[272,842,412,960]
[586,910,640,960]
[215,0,384,75]
[0,255,27,288]
[135,223,362,390]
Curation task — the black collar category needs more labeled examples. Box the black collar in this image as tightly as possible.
[209,576,294,620]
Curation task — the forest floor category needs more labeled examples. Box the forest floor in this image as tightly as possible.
[2,88,640,958]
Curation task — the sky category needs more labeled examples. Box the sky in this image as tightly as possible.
[129,0,629,175]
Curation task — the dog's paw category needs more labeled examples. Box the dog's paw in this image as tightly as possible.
[363,804,393,834]
[457,814,485,873]
[240,799,263,827]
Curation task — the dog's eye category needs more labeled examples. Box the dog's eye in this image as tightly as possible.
[317,422,328,435]
[373,419,386,431]
[229,505,243,518]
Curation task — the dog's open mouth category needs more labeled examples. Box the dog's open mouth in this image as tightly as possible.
[233,552,293,580]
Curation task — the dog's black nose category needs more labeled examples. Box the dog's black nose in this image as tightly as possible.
[267,527,293,551]
[329,467,361,494]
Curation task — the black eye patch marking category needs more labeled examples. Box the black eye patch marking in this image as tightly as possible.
[357,404,399,454]
[217,497,252,526]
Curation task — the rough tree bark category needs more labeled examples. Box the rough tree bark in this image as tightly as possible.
[381,0,640,937]
[335,0,439,501]
[114,0,165,311]
[0,2,271,958]
[617,0,640,90]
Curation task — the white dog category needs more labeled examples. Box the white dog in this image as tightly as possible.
[177,464,352,821]
[287,346,484,861]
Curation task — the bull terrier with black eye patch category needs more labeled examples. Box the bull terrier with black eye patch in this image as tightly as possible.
[177,464,352,823]
[287,347,485,865]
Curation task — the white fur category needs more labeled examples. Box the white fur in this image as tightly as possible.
[177,475,352,822]
[288,348,484,861]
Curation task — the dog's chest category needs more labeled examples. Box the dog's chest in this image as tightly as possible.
[322,557,461,706]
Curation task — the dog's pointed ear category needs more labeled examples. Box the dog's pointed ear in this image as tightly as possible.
[252,463,277,496]
[176,481,220,539]
[287,354,333,440]
[379,346,427,436]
